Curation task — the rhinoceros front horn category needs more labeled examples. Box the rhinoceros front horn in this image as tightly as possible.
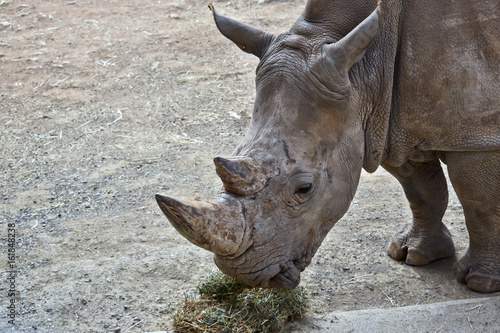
[155,193,249,257]
[214,156,266,196]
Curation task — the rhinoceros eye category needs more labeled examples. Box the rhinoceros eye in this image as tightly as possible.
[290,173,316,204]
[296,183,312,194]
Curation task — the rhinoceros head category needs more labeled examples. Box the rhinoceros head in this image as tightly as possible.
[156,3,379,288]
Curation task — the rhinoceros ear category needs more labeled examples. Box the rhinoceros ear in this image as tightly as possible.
[326,7,379,76]
[208,3,274,58]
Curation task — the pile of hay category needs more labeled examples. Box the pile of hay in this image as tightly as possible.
[172,270,310,333]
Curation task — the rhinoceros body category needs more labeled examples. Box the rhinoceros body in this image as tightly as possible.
[157,0,500,292]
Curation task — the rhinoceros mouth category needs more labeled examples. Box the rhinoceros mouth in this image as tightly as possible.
[267,261,302,289]
[215,254,309,289]
[214,226,319,289]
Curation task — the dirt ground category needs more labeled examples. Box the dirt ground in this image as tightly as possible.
[0,1,497,332]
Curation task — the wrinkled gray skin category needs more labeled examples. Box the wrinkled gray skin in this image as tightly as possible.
[156,0,500,292]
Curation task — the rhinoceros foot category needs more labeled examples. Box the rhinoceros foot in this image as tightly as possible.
[387,224,455,266]
[457,251,500,293]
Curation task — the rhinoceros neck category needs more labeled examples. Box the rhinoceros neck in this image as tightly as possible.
[351,0,403,173]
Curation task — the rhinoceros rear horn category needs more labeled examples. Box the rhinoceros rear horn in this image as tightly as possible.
[327,6,380,75]
[214,156,266,196]
[155,194,249,257]
[208,3,274,58]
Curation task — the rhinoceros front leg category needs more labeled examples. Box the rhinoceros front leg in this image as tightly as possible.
[446,151,500,293]
[382,160,455,265]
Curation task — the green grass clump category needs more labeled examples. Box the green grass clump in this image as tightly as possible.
[172,270,310,333]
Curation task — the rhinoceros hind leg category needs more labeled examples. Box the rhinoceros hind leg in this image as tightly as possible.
[383,160,455,266]
[446,151,500,293]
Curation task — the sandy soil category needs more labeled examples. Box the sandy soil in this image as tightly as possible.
[0,1,496,332]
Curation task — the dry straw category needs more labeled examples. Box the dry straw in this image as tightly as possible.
[172,270,310,333]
